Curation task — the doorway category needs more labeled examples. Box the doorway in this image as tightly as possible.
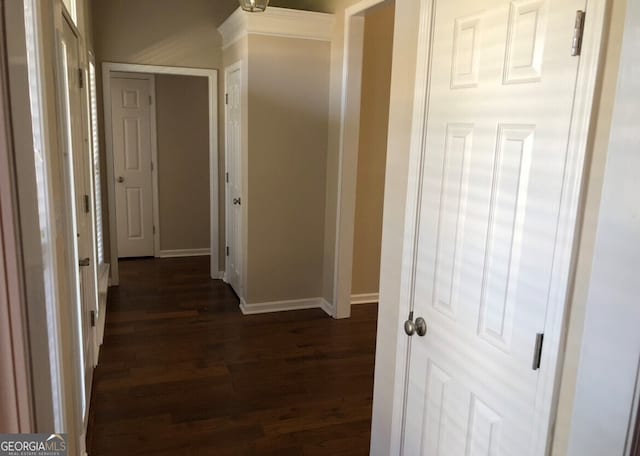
[333,0,395,319]
[350,2,395,307]
[103,63,219,284]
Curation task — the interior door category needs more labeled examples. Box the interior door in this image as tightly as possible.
[60,17,96,428]
[225,65,243,297]
[111,75,154,258]
[401,0,585,454]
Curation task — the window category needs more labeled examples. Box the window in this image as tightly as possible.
[88,58,104,265]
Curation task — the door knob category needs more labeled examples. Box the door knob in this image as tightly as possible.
[79,257,90,267]
[117,176,124,183]
[233,197,241,205]
[404,312,427,337]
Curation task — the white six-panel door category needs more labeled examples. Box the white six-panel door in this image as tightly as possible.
[225,64,243,297]
[111,75,154,258]
[401,0,586,454]
[60,16,97,433]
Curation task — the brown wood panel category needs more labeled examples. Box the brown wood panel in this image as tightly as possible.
[87,257,377,455]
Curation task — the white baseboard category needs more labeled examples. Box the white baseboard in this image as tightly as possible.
[320,298,334,317]
[98,263,110,294]
[158,248,211,258]
[211,270,225,280]
[240,297,334,317]
[351,292,379,305]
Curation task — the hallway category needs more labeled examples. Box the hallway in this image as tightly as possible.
[87,257,377,455]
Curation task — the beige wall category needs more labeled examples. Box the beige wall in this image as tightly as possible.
[155,74,210,251]
[351,3,394,296]
[245,35,331,303]
[92,0,226,268]
[92,0,224,68]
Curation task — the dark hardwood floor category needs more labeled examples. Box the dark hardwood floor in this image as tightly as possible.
[87,256,378,455]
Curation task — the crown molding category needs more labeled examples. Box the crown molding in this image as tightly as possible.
[218,7,335,50]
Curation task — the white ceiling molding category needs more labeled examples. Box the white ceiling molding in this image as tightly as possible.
[218,7,335,50]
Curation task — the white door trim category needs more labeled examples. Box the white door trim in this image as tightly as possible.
[103,63,219,284]
[388,0,609,454]
[332,0,393,319]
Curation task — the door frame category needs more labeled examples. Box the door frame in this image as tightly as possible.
[388,0,609,454]
[53,8,95,453]
[223,60,245,297]
[57,4,91,430]
[103,62,219,285]
[333,0,394,319]
[107,71,159,260]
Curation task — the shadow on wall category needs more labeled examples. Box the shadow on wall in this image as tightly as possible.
[92,0,228,67]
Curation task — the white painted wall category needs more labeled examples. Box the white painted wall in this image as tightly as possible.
[566,2,640,453]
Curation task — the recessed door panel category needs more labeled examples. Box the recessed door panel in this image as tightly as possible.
[123,118,141,171]
[433,124,473,319]
[478,124,534,351]
[125,187,143,239]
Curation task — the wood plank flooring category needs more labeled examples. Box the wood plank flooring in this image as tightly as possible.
[87,257,378,455]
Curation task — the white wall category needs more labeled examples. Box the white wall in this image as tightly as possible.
[565,1,640,453]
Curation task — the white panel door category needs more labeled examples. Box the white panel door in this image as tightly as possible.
[401,0,585,454]
[111,76,154,258]
[60,17,96,429]
[225,65,243,297]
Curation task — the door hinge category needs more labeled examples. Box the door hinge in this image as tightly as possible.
[90,310,96,327]
[83,194,90,213]
[149,95,153,105]
[226,246,229,256]
[153,225,156,235]
[571,10,586,56]
[151,161,154,171]
[225,93,229,105]
[78,68,84,88]
[532,333,544,370]
[225,172,229,183]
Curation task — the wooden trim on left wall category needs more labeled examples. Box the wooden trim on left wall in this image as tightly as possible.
[0,0,34,433]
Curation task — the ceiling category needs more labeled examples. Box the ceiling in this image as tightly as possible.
[213,0,338,25]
